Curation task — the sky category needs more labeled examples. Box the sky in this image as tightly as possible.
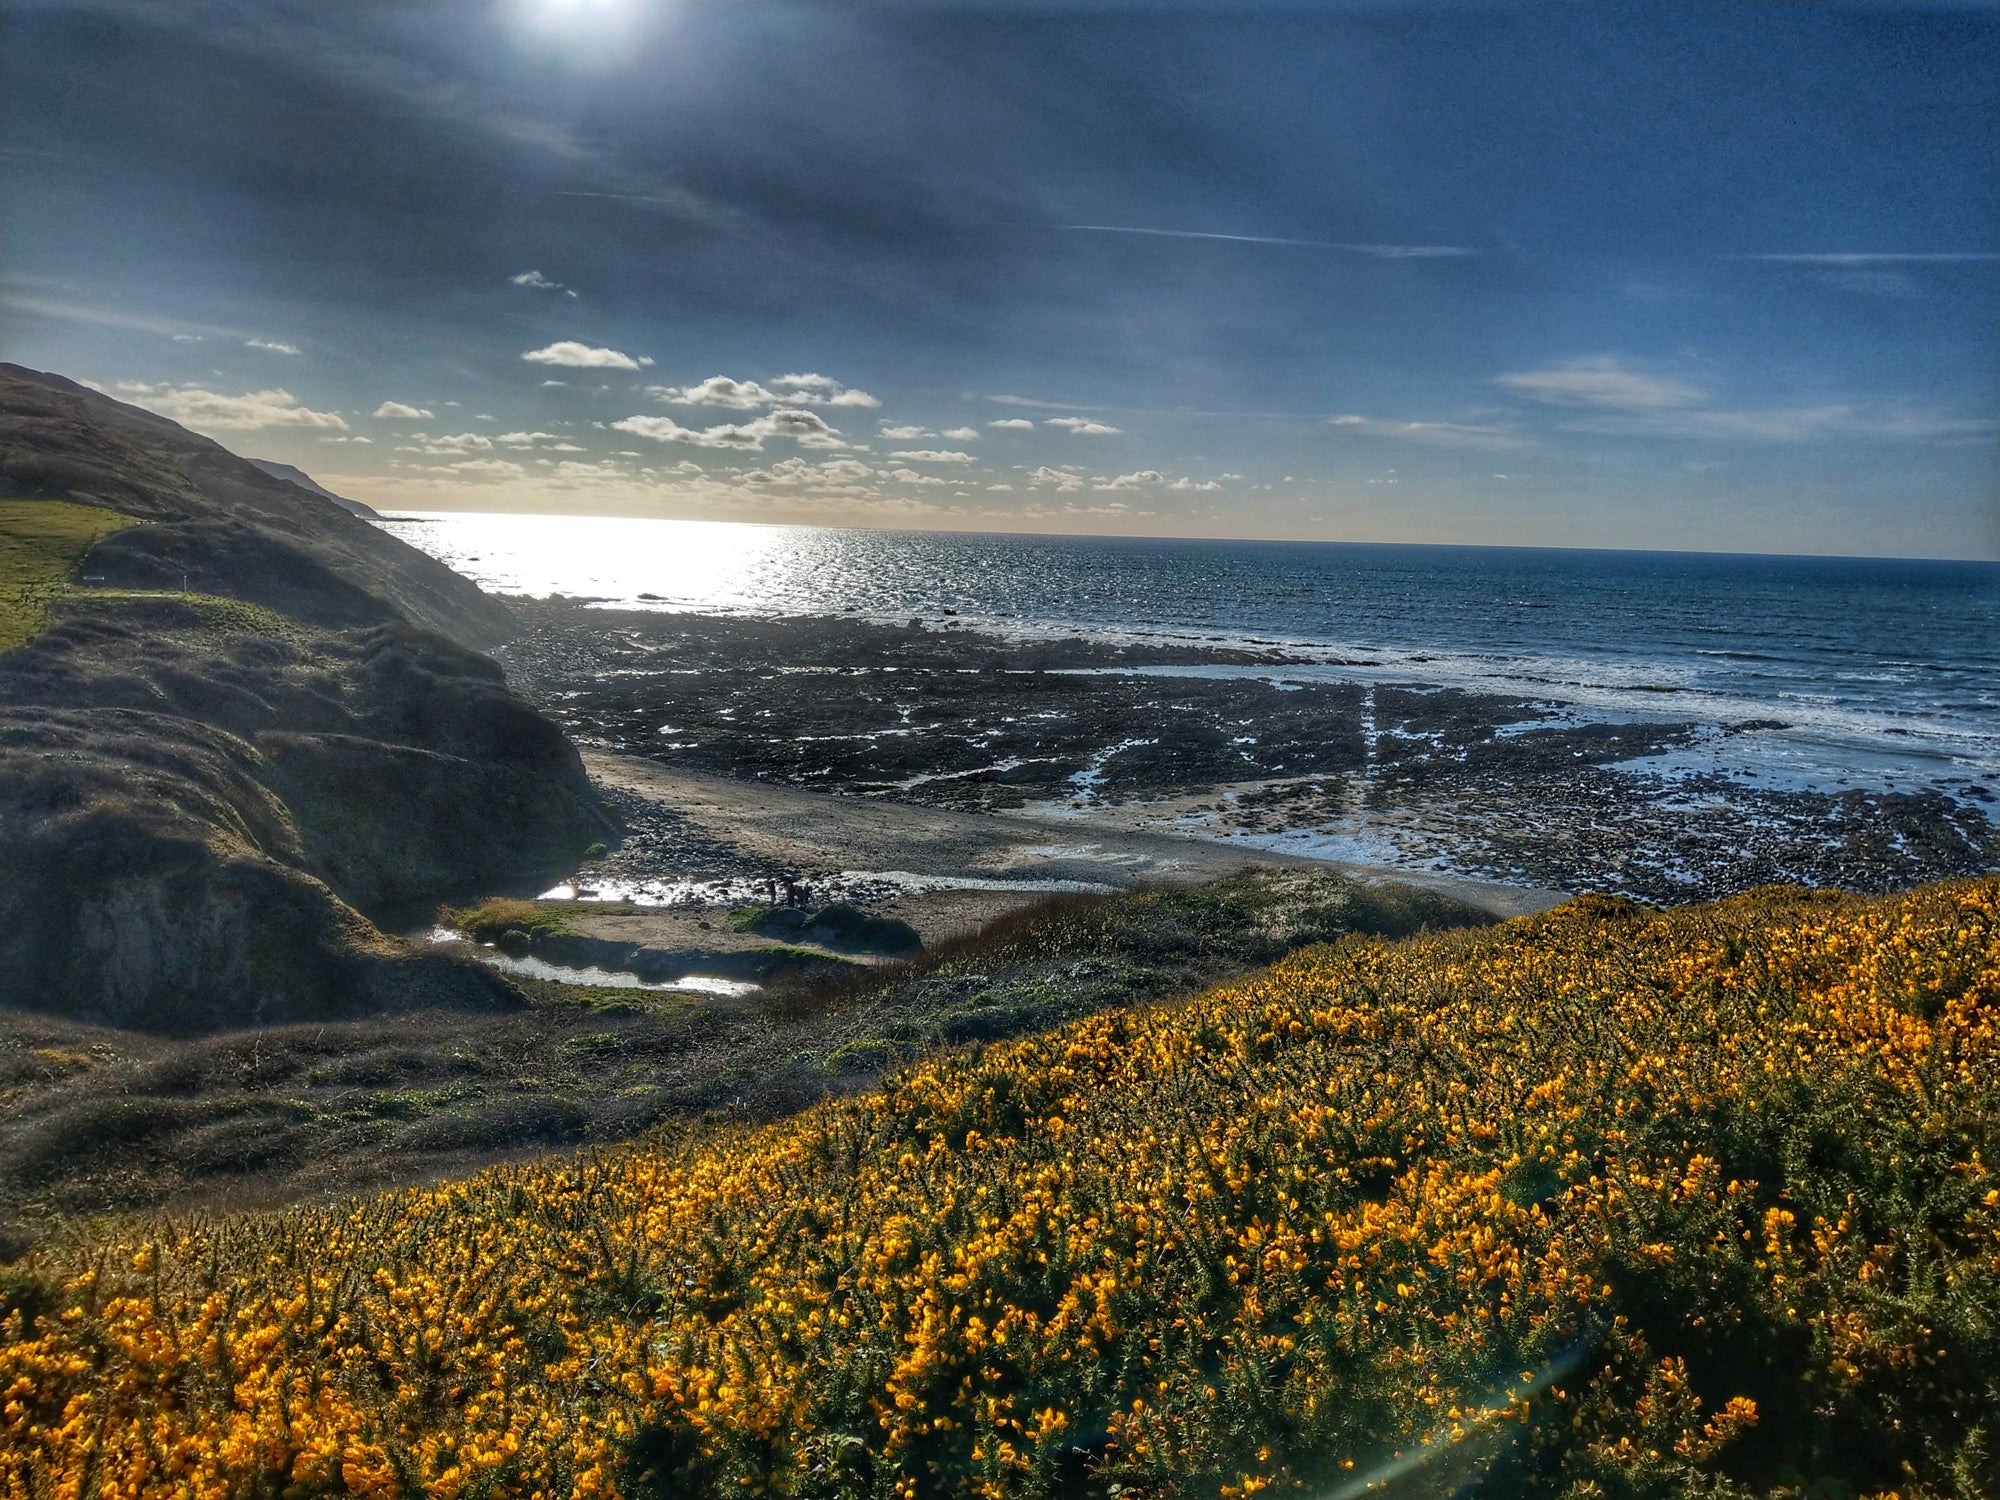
[2,0,1995,558]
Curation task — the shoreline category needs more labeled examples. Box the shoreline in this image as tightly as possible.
[574,748,1570,926]
[496,603,1997,906]
[378,512,2000,798]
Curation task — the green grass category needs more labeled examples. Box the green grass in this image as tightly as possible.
[440,897,581,944]
[65,587,301,639]
[0,498,135,653]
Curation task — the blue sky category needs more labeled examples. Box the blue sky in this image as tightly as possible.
[2,0,1995,556]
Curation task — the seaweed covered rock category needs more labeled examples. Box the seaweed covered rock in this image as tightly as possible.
[735,901,923,956]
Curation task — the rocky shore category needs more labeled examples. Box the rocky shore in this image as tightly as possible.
[501,601,1997,904]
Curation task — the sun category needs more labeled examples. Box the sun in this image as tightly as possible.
[506,0,649,58]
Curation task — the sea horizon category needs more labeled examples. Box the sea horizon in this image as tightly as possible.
[382,508,2000,824]
[379,506,2000,568]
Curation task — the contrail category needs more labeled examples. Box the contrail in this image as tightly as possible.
[1730,252,1999,265]
[555,189,712,212]
[1051,224,1476,257]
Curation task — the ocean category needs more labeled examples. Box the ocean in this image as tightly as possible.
[381,512,1998,808]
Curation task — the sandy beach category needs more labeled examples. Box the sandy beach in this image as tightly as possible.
[571,749,1566,946]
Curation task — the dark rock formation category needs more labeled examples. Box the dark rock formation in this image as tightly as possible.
[0,365,607,1033]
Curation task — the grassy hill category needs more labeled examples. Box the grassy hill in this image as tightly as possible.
[3,878,1993,1499]
[0,367,606,1031]
[0,498,134,653]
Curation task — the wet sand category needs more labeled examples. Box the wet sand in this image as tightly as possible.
[578,750,1567,936]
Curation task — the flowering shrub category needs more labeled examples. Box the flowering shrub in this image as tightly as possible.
[4,880,1995,1499]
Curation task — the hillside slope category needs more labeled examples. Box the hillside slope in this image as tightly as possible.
[245,458,379,517]
[0,367,495,644]
[4,879,1992,1499]
[0,365,606,1032]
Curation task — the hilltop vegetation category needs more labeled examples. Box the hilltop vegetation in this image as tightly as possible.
[4,879,1994,1499]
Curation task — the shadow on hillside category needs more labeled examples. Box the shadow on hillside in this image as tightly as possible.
[0,868,1490,1258]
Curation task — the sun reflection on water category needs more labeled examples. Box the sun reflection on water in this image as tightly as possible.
[382,512,819,614]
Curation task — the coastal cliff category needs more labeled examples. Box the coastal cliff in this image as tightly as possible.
[0,365,606,1033]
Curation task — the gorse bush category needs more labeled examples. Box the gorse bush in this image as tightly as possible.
[3,881,1996,1499]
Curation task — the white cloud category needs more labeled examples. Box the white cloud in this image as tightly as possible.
[738,456,877,488]
[884,466,952,486]
[1494,358,1705,412]
[374,401,433,420]
[646,373,879,411]
[0,294,239,341]
[1028,465,1086,492]
[319,434,373,444]
[889,449,974,464]
[510,270,564,289]
[610,415,710,444]
[447,458,529,479]
[1167,476,1223,492]
[940,427,979,441]
[986,483,1015,491]
[539,379,567,388]
[990,394,1099,410]
[611,405,846,451]
[650,376,783,409]
[880,424,930,440]
[496,430,559,447]
[1327,413,1525,448]
[763,407,848,448]
[1498,358,1993,443]
[522,341,654,370]
[771,373,880,407]
[1046,416,1123,435]
[134,385,349,433]
[246,338,301,355]
[815,458,875,483]
[987,418,1036,430]
[1560,403,1996,443]
[1097,469,1163,490]
[405,432,495,454]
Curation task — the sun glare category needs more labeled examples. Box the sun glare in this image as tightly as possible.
[505,0,645,58]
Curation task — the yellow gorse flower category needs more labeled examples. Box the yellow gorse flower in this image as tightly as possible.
[2,879,1995,1498]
